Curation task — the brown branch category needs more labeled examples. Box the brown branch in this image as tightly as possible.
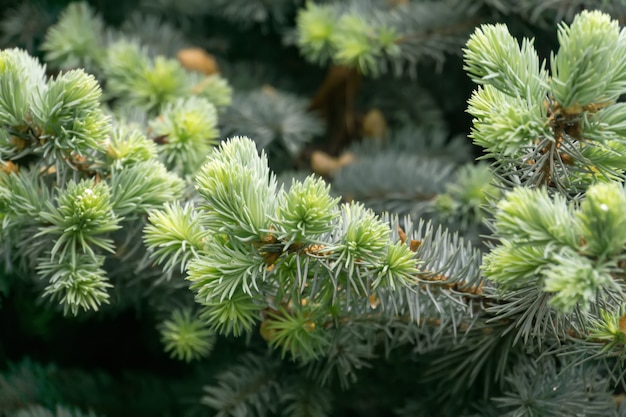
[417,273,484,296]
[308,65,362,155]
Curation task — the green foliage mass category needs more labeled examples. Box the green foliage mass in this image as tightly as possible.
[3,1,626,417]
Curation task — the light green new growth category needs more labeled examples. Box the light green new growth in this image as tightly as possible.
[0,48,187,315]
[466,11,626,329]
[0,48,46,128]
[149,96,219,176]
[464,23,548,104]
[34,70,110,159]
[295,1,475,76]
[484,182,626,312]
[195,137,277,240]
[40,2,233,114]
[577,182,626,257]
[190,73,233,109]
[263,307,331,361]
[0,168,50,238]
[109,160,185,217]
[275,176,339,244]
[38,179,120,262]
[144,202,205,273]
[105,40,188,113]
[160,309,216,362]
[587,307,626,351]
[0,48,109,174]
[330,14,400,76]
[37,254,110,316]
[33,180,119,315]
[542,247,614,312]
[41,2,105,72]
[330,203,394,281]
[104,125,158,170]
[465,10,626,192]
[551,10,626,111]
[466,85,549,157]
[296,3,335,63]
[145,136,481,361]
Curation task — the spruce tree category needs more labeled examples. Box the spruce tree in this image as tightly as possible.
[2,1,626,417]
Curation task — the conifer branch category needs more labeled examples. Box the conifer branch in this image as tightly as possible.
[145,136,486,365]
[295,0,481,77]
[465,10,626,193]
[6,3,626,416]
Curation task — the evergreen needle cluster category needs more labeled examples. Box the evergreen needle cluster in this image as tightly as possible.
[465,10,626,193]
